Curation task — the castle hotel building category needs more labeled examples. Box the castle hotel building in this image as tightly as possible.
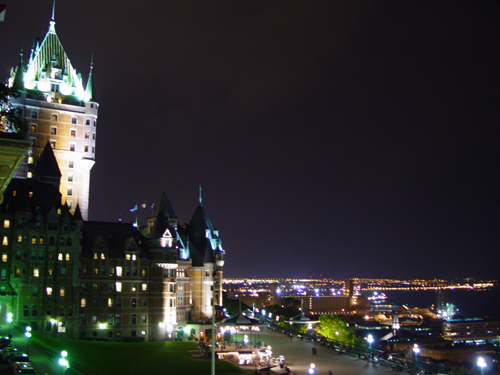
[1,8,225,341]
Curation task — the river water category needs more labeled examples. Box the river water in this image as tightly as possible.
[365,288,500,319]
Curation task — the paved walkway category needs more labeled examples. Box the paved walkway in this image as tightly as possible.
[232,329,397,375]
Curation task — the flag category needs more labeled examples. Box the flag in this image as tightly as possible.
[140,203,146,209]
[151,203,155,210]
[129,204,137,212]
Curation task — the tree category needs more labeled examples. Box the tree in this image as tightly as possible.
[318,315,365,349]
[0,83,26,134]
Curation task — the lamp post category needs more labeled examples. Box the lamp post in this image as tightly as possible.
[24,326,31,355]
[308,363,315,374]
[7,313,13,337]
[367,334,374,361]
[478,357,486,375]
[413,344,420,366]
[59,351,69,375]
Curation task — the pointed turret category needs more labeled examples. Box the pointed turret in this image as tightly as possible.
[73,203,83,221]
[12,51,25,91]
[85,55,94,101]
[33,142,61,188]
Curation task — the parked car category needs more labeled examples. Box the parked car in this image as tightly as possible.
[0,346,17,362]
[8,353,31,371]
[14,364,38,375]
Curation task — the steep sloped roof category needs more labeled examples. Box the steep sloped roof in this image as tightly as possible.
[151,191,177,220]
[34,142,61,182]
[82,221,151,260]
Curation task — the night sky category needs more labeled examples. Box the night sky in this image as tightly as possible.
[2,1,499,280]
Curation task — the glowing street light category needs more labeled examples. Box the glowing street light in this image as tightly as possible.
[309,363,315,374]
[478,357,486,375]
[24,326,32,355]
[367,334,374,348]
[7,313,13,336]
[413,344,420,365]
[59,351,69,375]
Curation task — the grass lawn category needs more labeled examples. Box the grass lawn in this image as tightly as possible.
[31,334,250,375]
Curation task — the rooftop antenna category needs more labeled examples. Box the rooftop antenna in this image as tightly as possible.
[199,185,202,205]
[51,0,55,21]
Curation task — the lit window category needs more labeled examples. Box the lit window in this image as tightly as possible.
[84,145,89,152]
[108,298,114,307]
[131,298,137,308]
[101,253,105,260]
[2,236,7,246]
[17,234,22,243]
[12,190,16,197]
[46,287,52,295]
[1,253,7,262]
[27,172,32,179]
[116,282,122,292]
[131,283,137,292]
[141,268,147,277]
[30,124,37,132]
[48,268,53,276]
[94,268,98,275]
[51,114,58,121]
[116,267,122,277]
[60,287,65,297]
[81,298,86,308]
[85,132,89,139]
[94,252,98,259]
[70,130,76,137]
[33,268,39,277]
[29,191,33,198]
[4,220,10,229]
[58,253,63,261]
[141,283,147,292]
[132,254,136,261]
[50,141,56,149]
[31,236,36,245]
[39,237,44,245]
[15,268,21,277]
[50,127,57,135]
[126,254,131,260]
[28,156,34,164]
[57,208,61,215]
[65,253,70,261]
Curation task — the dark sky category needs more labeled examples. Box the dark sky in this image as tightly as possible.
[2,1,499,280]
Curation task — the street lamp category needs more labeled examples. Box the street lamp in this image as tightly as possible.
[24,326,31,355]
[59,351,69,375]
[367,334,374,349]
[7,313,13,337]
[413,344,420,365]
[478,357,486,375]
[309,363,315,374]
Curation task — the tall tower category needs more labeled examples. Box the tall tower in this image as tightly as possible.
[8,4,97,220]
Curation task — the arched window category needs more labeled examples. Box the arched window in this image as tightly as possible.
[31,236,37,245]
[66,238,72,246]
[59,237,65,246]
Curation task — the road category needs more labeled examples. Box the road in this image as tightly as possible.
[0,327,61,375]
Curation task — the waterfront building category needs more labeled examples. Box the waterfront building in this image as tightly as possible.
[443,318,500,342]
[8,6,97,220]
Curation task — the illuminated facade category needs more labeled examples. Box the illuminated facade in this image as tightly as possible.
[0,143,82,337]
[8,7,97,220]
